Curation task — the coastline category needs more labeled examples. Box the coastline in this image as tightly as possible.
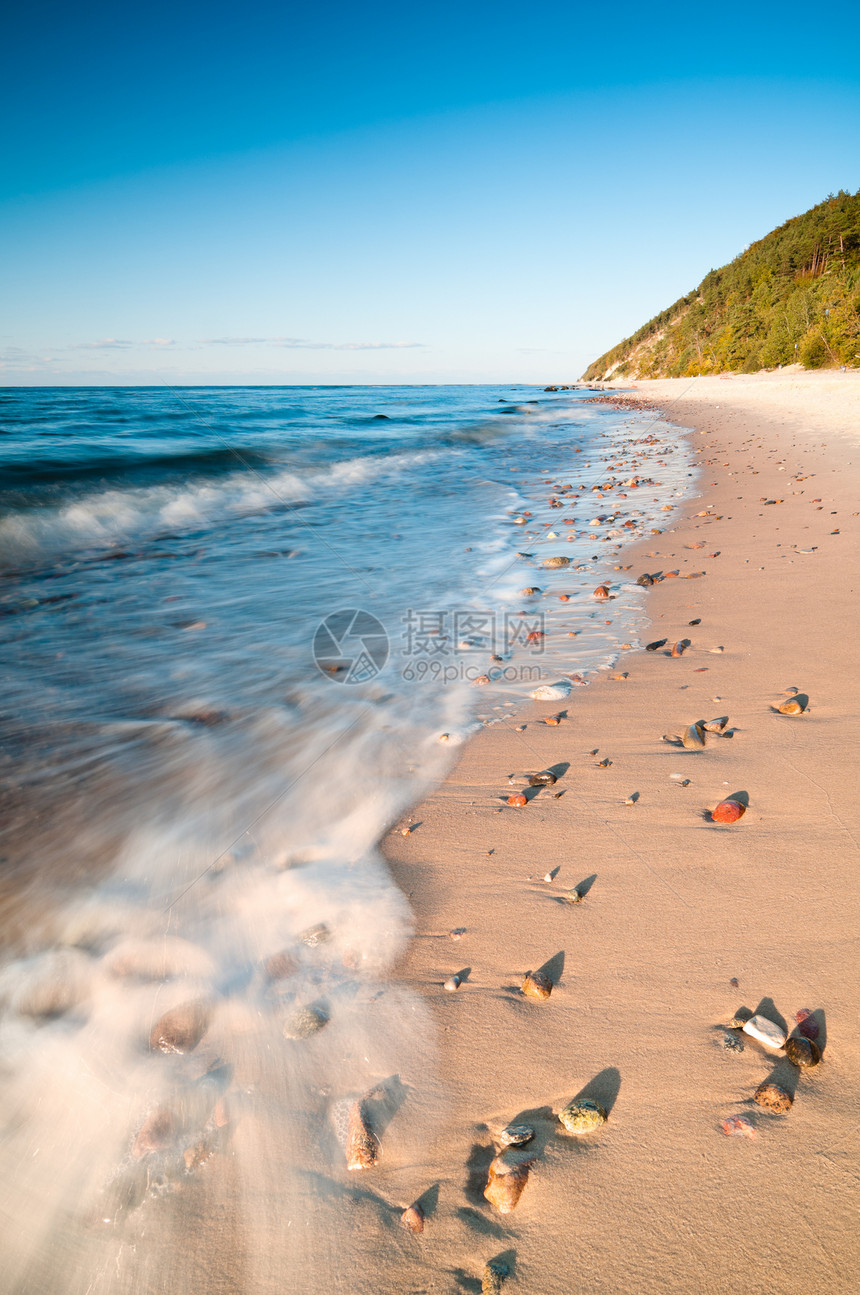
[380,370,860,1293]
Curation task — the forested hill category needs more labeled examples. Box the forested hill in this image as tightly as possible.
[583,190,860,380]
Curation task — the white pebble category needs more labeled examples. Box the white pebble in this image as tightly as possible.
[530,681,571,701]
[742,1015,787,1048]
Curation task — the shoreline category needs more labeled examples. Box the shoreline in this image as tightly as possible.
[380,370,860,1293]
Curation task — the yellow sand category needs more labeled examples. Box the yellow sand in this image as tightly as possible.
[381,369,860,1294]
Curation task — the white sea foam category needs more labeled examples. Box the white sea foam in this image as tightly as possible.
[0,448,439,564]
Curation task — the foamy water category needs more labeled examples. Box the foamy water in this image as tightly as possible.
[0,384,695,1291]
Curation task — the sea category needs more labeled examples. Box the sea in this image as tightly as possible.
[0,384,696,1291]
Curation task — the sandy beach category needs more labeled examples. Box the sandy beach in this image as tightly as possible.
[381,369,860,1294]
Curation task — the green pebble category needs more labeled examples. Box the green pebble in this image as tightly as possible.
[558,1097,607,1134]
[283,1005,328,1039]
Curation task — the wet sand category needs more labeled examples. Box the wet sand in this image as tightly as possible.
[382,369,860,1293]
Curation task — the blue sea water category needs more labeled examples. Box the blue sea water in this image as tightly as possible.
[0,384,695,1291]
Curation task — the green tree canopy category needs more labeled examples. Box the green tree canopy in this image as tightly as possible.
[583,190,860,380]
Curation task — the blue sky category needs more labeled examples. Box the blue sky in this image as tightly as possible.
[2,0,859,384]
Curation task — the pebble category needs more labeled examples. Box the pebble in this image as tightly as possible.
[500,1123,535,1146]
[646,639,667,651]
[562,888,584,904]
[785,1036,821,1068]
[443,976,461,992]
[712,799,745,823]
[401,1204,424,1234]
[105,936,213,983]
[795,1008,820,1040]
[132,1106,179,1159]
[264,950,298,981]
[778,698,806,714]
[721,1031,744,1052]
[558,1097,607,1135]
[530,681,571,700]
[593,585,610,599]
[528,770,557,786]
[283,1005,329,1039]
[483,1152,532,1212]
[299,923,330,948]
[521,970,553,1000]
[507,794,528,807]
[9,948,92,1018]
[184,1139,215,1171]
[720,1114,757,1140]
[149,1000,211,1054]
[754,1082,793,1114]
[346,1098,380,1170]
[742,1015,786,1048]
[682,722,706,749]
[671,641,687,657]
[542,556,570,568]
[482,1260,509,1294]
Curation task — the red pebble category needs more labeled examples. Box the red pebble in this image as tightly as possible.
[712,799,745,823]
[593,585,610,599]
[720,1115,757,1140]
[795,1008,820,1039]
[507,794,528,807]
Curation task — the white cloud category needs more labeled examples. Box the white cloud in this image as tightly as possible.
[71,338,136,349]
[70,337,175,350]
[200,336,425,351]
[0,347,61,370]
[202,337,270,345]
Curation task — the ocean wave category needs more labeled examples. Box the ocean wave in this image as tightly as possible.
[0,448,441,566]
[0,444,278,491]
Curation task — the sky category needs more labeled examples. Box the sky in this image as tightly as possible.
[2,0,859,385]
